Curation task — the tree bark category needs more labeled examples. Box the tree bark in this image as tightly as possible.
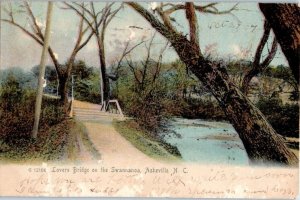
[259,3,300,83]
[189,58,297,165]
[127,2,298,165]
[58,75,69,107]
[32,2,53,138]
[241,21,278,94]
[97,39,110,104]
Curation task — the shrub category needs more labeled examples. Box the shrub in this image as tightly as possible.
[122,88,170,134]
[180,98,226,120]
[41,97,66,126]
[0,75,66,140]
[0,74,69,161]
[256,96,299,138]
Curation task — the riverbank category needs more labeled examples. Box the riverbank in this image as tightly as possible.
[113,120,181,162]
[163,118,299,165]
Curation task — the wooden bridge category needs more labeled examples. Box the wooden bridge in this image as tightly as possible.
[70,100,125,121]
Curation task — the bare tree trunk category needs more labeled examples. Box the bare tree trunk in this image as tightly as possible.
[127,2,298,165]
[32,2,53,138]
[97,38,110,104]
[259,3,300,83]
[58,75,69,107]
[58,58,75,109]
[63,2,121,108]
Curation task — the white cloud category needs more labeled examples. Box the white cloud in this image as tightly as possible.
[35,18,45,28]
[149,2,158,11]
[232,44,241,56]
[231,44,252,59]
[129,29,136,40]
[53,52,58,59]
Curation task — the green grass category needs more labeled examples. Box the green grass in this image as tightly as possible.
[113,120,181,162]
[65,120,80,161]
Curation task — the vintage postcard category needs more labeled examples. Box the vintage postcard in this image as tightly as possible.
[0,1,299,198]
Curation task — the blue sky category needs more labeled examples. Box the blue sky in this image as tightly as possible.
[0,1,288,70]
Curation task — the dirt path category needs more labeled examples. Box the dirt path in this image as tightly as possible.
[72,100,159,165]
[75,132,95,162]
[84,122,158,165]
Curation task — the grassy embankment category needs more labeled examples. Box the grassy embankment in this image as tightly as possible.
[0,118,100,163]
[0,80,100,163]
[113,120,181,162]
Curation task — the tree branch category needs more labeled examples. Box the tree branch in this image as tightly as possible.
[126,3,183,45]
[63,2,97,34]
[156,3,178,33]
[140,33,156,88]
[1,19,43,45]
[163,3,238,15]
[127,2,200,65]
[73,2,96,19]
[24,1,44,40]
[1,17,61,76]
[114,39,145,75]
[126,58,141,84]
[153,41,169,83]
[72,7,85,53]
[261,38,278,68]
[241,21,278,94]
[253,21,271,66]
[103,4,123,30]
[201,3,238,15]
[185,2,200,53]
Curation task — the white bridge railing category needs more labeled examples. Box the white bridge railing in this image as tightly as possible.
[103,99,124,118]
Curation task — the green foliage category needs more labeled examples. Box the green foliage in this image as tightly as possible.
[0,74,68,161]
[31,65,58,94]
[256,96,299,138]
[181,98,226,120]
[74,75,101,104]
[114,60,191,133]
[0,67,36,89]
[71,60,94,80]
[41,98,66,126]
[113,57,298,142]
[226,60,252,75]
[0,74,23,112]
[260,65,298,101]
[72,60,101,104]
[31,65,57,81]
[29,60,101,102]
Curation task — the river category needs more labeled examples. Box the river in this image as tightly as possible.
[163,118,249,165]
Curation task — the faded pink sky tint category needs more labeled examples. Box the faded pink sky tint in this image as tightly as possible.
[0,1,289,71]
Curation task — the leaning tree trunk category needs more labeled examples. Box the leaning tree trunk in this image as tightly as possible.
[182,46,298,165]
[259,3,300,83]
[127,2,298,165]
